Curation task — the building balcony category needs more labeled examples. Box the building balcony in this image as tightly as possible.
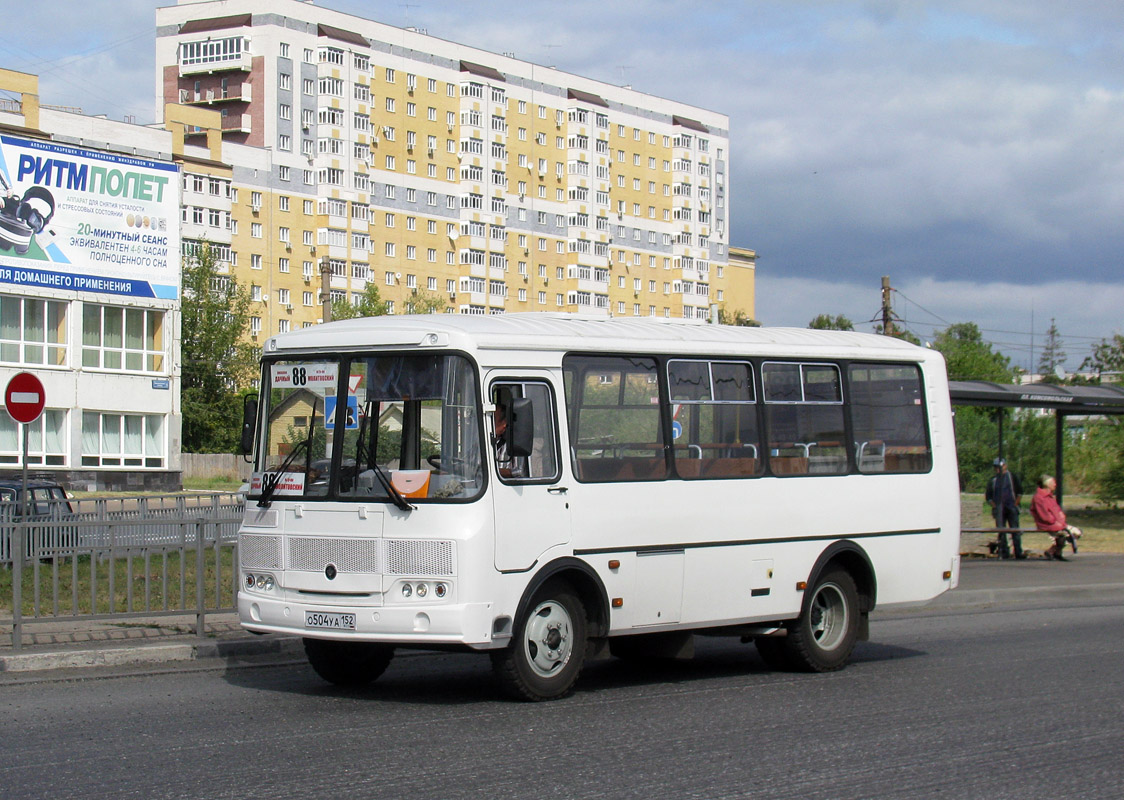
[220,113,251,133]
[178,52,252,77]
[178,83,252,106]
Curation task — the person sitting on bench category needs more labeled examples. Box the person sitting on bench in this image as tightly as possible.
[1029,474,1081,561]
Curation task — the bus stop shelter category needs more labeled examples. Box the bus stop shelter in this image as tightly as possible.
[948,380,1124,504]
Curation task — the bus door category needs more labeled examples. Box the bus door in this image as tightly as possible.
[488,376,571,572]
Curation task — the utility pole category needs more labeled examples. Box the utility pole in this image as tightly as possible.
[881,276,894,337]
[319,255,332,324]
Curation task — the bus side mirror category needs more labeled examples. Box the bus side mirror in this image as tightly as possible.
[240,395,259,455]
[508,396,534,458]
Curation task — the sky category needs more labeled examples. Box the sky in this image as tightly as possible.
[2,0,1123,371]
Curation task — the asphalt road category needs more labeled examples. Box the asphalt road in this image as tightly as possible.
[2,599,1122,800]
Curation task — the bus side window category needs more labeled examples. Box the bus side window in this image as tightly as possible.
[849,363,931,474]
[762,362,846,477]
[491,381,561,483]
[668,359,761,479]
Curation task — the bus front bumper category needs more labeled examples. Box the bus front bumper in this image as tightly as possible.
[237,592,501,650]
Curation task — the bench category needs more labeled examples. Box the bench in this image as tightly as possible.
[960,527,1075,558]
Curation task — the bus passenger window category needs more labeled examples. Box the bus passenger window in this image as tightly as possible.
[667,359,761,479]
[763,362,846,476]
[564,355,667,482]
[849,363,931,473]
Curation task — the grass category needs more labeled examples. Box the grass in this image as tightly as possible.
[0,547,238,616]
[182,476,246,493]
[961,493,1124,554]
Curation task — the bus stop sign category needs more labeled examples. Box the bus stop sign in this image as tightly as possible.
[5,372,46,424]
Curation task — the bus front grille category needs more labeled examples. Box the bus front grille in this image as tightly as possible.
[289,537,381,573]
[241,534,283,570]
[281,536,455,577]
[384,539,455,576]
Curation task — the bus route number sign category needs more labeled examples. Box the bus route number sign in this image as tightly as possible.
[271,363,338,390]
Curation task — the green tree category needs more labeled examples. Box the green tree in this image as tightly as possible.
[717,307,761,327]
[331,283,387,321]
[180,242,257,453]
[1081,333,1124,382]
[405,289,448,315]
[932,322,1015,383]
[932,322,1016,491]
[808,313,854,331]
[1037,318,1067,383]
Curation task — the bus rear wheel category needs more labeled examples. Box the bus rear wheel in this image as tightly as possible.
[303,638,395,686]
[784,568,860,672]
[492,581,587,701]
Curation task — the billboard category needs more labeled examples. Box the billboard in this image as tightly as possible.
[0,134,181,300]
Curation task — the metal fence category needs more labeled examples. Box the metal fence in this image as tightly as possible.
[1,493,244,650]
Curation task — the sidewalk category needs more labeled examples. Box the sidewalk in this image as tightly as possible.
[927,551,1124,609]
[2,553,1122,680]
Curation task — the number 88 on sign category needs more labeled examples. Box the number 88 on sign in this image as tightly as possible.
[270,363,338,389]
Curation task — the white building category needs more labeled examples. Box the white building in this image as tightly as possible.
[0,69,204,490]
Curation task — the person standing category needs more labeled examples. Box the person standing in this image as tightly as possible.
[985,458,1024,559]
[1030,475,1082,561]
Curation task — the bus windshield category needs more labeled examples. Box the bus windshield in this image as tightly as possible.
[253,354,484,503]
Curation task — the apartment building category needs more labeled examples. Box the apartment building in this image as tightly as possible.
[155,0,737,332]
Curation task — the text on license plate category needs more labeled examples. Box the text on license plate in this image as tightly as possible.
[305,611,356,630]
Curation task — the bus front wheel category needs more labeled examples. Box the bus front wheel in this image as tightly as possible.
[303,638,395,686]
[492,581,587,701]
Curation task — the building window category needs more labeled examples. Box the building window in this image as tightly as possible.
[81,412,165,468]
[80,305,164,373]
[0,295,67,366]
[0,409,66,466]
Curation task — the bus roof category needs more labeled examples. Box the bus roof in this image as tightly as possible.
[263,313,932,361]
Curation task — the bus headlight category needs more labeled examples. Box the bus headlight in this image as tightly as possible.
[244,573,276,593]
[397,581,450,600]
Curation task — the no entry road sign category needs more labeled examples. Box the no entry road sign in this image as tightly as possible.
[5,372,46,424]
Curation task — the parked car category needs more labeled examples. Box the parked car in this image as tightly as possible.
[0,478,76,561]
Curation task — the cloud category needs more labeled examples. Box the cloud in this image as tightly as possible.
[3,0,1122,366]
[760,273,1124,370]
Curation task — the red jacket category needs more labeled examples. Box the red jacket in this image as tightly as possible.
[1030,487,1066,532]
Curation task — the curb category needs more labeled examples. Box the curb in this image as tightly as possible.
[927,581,1124,610]
[0,635,303,675]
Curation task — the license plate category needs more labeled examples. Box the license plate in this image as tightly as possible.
[305,611,356,630]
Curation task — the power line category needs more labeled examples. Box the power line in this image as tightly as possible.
[891,287,951,327]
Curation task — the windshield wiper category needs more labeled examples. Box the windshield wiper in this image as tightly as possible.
[257,398,318,507]
[349,401,413,511]
[371,460,415,512]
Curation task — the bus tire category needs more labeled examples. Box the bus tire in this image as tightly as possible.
[303,638,395,686]
[785,568,860,672]
[492,581,587,701]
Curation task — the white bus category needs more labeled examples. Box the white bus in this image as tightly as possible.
[238,314,960,700]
